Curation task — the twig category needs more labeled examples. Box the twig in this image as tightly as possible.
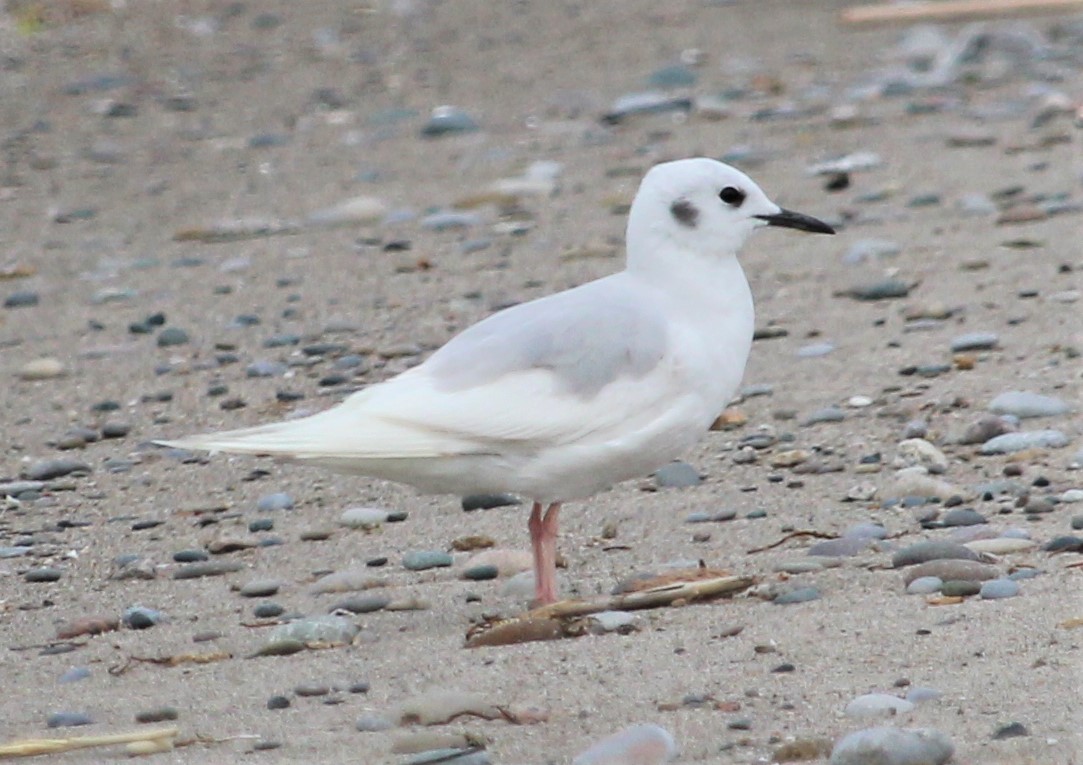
[0,727,177,758]
[841,0,1083,26]
[747,530,838,554]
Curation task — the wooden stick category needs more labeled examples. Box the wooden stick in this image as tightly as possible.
[841,0,1083,26]
[0,727,177,758]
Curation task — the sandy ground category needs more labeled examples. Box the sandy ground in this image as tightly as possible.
[0,1,1081,763]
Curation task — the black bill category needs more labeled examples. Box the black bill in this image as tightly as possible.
[755,208,835,235]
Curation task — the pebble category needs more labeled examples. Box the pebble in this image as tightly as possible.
[356,714,394,732]
[843,238,901,265]
[461,564,499,581]
[902,560,999,586]
[24,458,91,480]
[256,492,294,511]
[405,749,491,765]
[653,461,701,487]
[940,580,981,597]
[403,550,453,571]
[173,549,209,563]
[774,586,822,605]
[949,332,998,351]
[992,722,1029,739]
[156,327,190,347]
[892,541,978,568]
[940,508,986,527]
[964,537,1035,555]
[803,406,846,425]
[988,391,1072,419]
[339,506,390,529]
[980,578,1020,599]
[47,712,94,728]
[797,342,835,358]
[808,537,871,557]
[840,279,912,301]
[844,693,915,718]
[830,727,953,765]
[420,105,479,137]
[304,196,386,228]
[332,594,391,614]
[572,723,677,765]
[906,576,943,595]
[253,602,285,618]
[239,579,281,597]
[172,560,245,579]
[135,706,179,723]
[267,615,359,645]
[18,357,66,380]
[58,667,91,684]
[122,606,165,629]
[905,687,943,704]
[980,430,1069,454]
[25,567,62,583]
[267,695,291,710]
[588,611,639,635]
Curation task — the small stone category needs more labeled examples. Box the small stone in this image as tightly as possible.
[239,579,281,598]
[267,695,290,710]
[173,549,209,563]
[339,507,389,529]
[940,580,981,597]
[135,706,178,724]
[950,332,998,351]
[462,564,499,581]
[653,461,701,488]
[840,279,912,301]
[18,357,66,380]
[808,537,871,557]
[156,327,190,347]
[24,458,91,481]
[256,492,294,511]
[331,594,390,614]
[981,430,1069,454]
[902,559,999,586]
[774,587,822,605]
[572,723,677,765]
[309,570,381,594]
[979,578,1020,599]
[802,406,846,425]
[295,683,330,697]
[992,722,1029,739]
[988,391,1072,419]
[4,290,39,308]
[253,602,285,618]
[830,727,953,765]
[356,714,394,732]
[844,693,915,719]
[420,105,479,137]
[894,439,948,474]
[462,494,521,511]
[941,508,986,527]
[25,567,62,583]
[122,606,165,629]
[843,239,901,265]
[906,576,943,595]
[403,550,453,571]
[172,560,245,579]
[892,541,979,568]
[246,360,287,378]
[47,712,94,728]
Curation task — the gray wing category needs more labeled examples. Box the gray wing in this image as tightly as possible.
[422,273,669,399]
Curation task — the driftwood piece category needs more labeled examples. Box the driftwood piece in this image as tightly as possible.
[465,574,754,648]
[0,727,177,759]
[841,0,1083,27]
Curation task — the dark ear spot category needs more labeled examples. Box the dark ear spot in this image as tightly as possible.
[670,199,699,228]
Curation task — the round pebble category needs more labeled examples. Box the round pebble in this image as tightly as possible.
[402,550,453,571]
[979,578,1020,600]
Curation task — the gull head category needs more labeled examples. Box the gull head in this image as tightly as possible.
[628,158,835,262]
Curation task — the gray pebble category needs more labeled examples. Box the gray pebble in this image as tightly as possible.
[58,667,91,684]
[844,522,888,540]
[941,508,986,527]
[461,564,499,581]
[47,712,94,728]
[356,714,394,732]
[122,606,165,629]
[988,390,1072,419]
[339,507,389,529]
[240,579,281,598]
[403,550,453,571]
[257,492,294,511]
[892,540,979,568]
[420,105,479,137]
[25,567,62,583]
[254,602,285,618]
[774,586,821,605]
[268,615,359,644]
[981,430,1069,454]
[844,693,915,718]
[654,461,701,488]
[24,458,91,481]
[267,695,290,710]
[980,578,1020,599]
[802,406,846,425]
[808,537,871,557]
[905,687,943,704]
[173,549,209,563]
[172,560,244,579]
[903,559,999,585]
[135,706,179,723]
[420,211,481,231]
[831,727,953,765]
[462,494,521,511]
[941,580,981,597]
[906,576,943,595]
[246,360,288,378]
[843,238,901,265]
[797,341,835,358]
[993,722,1029,739]
[156,327,190,347]
[950,332,998,351]
[841,279,912,301]
[4,290,40,308]
[0,546,32,558]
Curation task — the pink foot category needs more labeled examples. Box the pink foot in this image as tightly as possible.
[528,501,561,605]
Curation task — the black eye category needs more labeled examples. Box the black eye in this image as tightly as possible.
[719,185,745,205]
[719,186,745,206]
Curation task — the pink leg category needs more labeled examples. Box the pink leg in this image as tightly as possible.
[528,501,562,605]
